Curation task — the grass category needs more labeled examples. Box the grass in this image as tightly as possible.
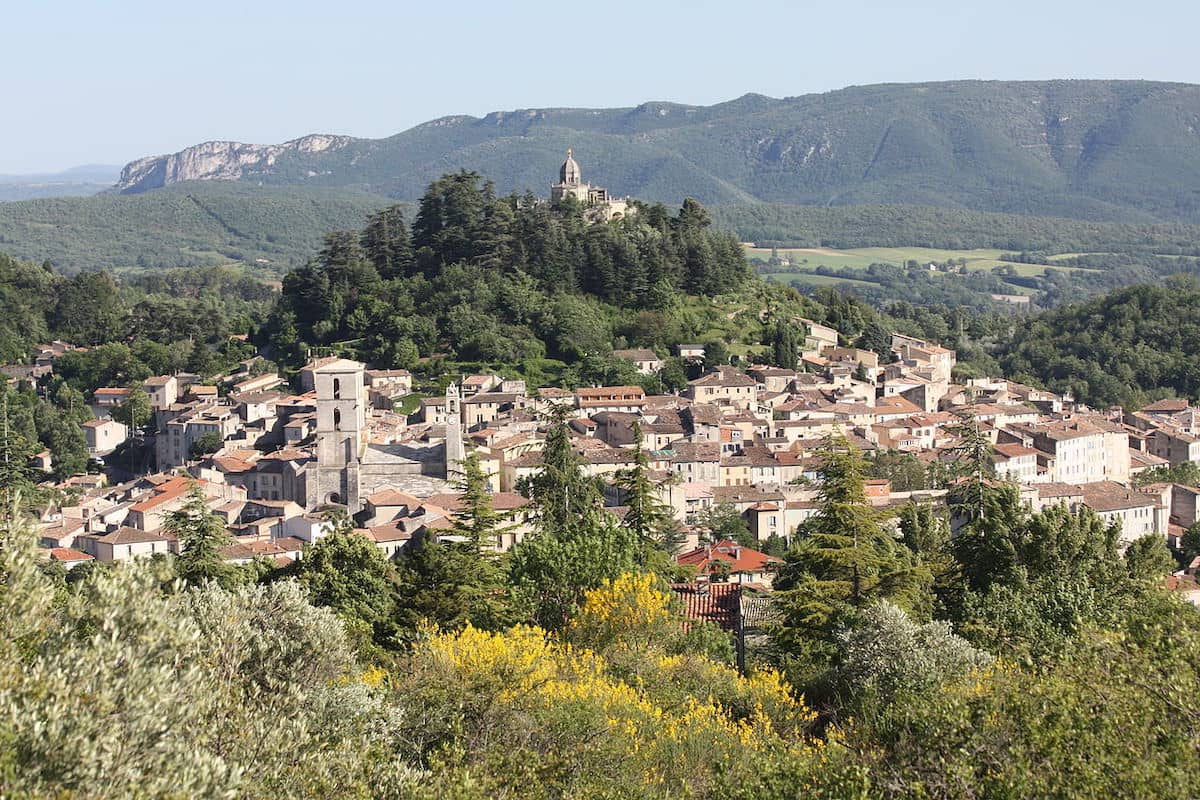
[763,272,880,288]
[394,394,429,416]
[743,244,1099,275]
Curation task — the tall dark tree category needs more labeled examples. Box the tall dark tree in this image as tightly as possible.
[614,424,674,558]
[166,484,235,588]
[361,205,414,279]
[770,320,800,370]
[774,434,933,658]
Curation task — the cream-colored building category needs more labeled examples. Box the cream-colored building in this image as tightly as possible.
[550,150,630,221]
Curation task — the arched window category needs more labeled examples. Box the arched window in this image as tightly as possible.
[333,408,342,430]
[332,377,341,399]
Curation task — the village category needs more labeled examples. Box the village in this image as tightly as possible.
[17,319,1200,610]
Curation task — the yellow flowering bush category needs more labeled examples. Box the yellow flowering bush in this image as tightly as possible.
[400,623,823,798]
[567,572,677,651]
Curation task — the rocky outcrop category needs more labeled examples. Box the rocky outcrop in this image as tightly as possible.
[114,134,355,193]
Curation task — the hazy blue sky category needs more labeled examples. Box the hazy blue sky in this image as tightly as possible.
[4,0,1198,173]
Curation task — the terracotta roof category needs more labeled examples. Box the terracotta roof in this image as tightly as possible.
[993,443,1038,460]
[612,348,659,362]
[577,385,643,396]
[364,523,414,543]
[689,368,756,388]
[93,527,171,545]
[1079,482,1162,513]
[423,491,530,512]
[681,542,782,573]
[129,477,194,513]
[49,547,93,562]
[1142,398,1190,413]
[670,583,742,633]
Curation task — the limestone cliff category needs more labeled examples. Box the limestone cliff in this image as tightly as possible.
[114,134,356,193]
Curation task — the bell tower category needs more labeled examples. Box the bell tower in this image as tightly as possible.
[445,380,464,479]
[307,358,366,512]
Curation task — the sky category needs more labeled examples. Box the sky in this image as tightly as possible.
[3,0,1199,174]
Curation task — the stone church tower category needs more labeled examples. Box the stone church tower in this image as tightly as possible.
[444,380,464,480]
[306,358,367,512]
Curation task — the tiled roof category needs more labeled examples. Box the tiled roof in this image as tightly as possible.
[49,547,93,562]
[670,583,742,633]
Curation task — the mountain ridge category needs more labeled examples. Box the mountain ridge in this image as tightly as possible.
[109,79,1200,223]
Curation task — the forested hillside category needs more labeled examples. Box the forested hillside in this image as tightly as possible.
[0,183,392,273]
[712,203,1200,252]
[115,80,1200,224]
[996,278,1200,408]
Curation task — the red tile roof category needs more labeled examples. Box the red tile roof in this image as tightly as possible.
[670,583,742,632]
[676,540,781,575]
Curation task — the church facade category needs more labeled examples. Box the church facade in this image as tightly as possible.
[550,149,631,221]
[305,357,452,514]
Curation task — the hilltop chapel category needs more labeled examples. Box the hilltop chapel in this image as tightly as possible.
[550,149,632,221]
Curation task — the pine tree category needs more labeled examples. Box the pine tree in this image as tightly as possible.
[775,434,933,648]
[166,484,234,588]
[614,424,673,560]
[361,205,414,279]
[946,411,998,524]
[521,403,604,531]
[509,403,636,629]
[448,452,513,553]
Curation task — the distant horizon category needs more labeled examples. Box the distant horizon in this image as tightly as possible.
[9,75,1199,177]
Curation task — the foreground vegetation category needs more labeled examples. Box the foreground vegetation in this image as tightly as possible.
[2,426,1196,799]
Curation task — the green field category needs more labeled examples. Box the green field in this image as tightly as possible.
[762,272,881,288]
[743,245,1097,276]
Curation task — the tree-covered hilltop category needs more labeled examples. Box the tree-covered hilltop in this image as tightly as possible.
[265,172,752,374]
[994,278,1200,409]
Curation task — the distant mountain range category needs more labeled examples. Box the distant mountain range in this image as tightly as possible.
[0,165,120,201]
[110,80,1200,223]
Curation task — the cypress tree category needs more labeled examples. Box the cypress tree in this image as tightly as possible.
[614,423,673,559]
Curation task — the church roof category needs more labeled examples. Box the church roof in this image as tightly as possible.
[559,149,580,185]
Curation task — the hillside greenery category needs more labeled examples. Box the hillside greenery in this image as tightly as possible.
[713,202,1200,252]
[116,81,1200,225]
[265,173,756,380]
[995,278,1200,408]
[0,182,393,273]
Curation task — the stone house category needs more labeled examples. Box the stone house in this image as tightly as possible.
[83,418,128,455]
[612,348,663,375]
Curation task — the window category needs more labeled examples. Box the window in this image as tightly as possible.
[332,378,341,399]
[333,408,342,430]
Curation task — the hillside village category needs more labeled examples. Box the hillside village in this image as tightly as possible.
[20,317,1200,609]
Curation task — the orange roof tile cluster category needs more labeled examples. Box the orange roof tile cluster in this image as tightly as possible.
[676,540,781,575]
